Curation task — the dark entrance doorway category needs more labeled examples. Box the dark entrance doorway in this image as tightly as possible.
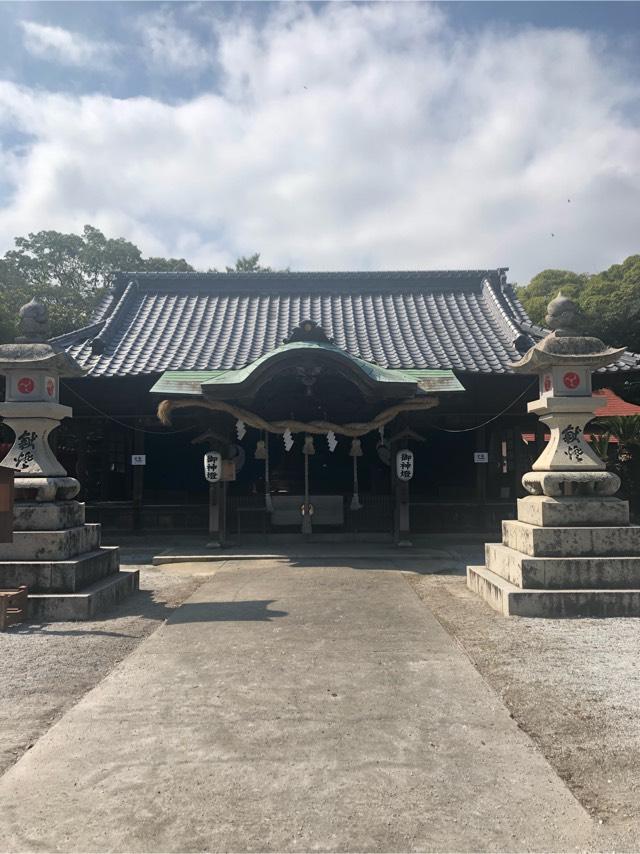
[227,427,393,539]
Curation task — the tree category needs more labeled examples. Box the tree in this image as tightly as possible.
[226,253,271,273]
[0,228,279,342]
[597,415,640,511]
[213,252,286,274]
[580,255,640,351]
[0,225,194,342]
[517,255,640,353]
[516,269,588,326]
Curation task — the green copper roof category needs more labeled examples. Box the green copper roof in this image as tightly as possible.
[151,341,464,398]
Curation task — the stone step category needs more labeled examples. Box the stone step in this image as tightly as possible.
[0,525,101,561]
[467,565,640,618]
[0,547,120,593]
[13,501,86,532]
[502,519,640,557]
[28,568,140,621]
[517,495,629,528]
[485,542,640,589]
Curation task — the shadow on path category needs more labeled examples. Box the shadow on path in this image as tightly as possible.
[170,599,288,623]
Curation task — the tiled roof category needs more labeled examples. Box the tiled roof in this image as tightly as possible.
[593,388,640,416]
[53,270,640,377]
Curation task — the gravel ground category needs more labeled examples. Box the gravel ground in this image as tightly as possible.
[3,542,640,851]
[407,562,640,851]
[0,555,203,776]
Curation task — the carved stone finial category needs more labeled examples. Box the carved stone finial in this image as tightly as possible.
[284,319,334,345]
[17,297,49,343]
[545,292,580,337]
[512,290,625,372]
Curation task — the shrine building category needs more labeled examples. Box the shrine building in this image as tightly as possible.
[24,269,638,542]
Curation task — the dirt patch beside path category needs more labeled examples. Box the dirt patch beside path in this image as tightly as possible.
[0,564,203,776]
[408,570,640,850]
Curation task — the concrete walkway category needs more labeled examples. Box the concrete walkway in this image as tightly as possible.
[0,559,592,852]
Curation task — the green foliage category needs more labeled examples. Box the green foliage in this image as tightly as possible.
[517,255,640,352]
[599,415,640,506]
[0,227,281,342]
[216,252,287,274]
[599,415,640,449]
[589,431,611,463]
[0,225,195,342]
[516,269,588,326]
[226,253,272,273]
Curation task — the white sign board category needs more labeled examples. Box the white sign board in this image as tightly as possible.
[396,449,414,481]
[204,451,222,483]
[131,454,146,466]
[474,452,489,464]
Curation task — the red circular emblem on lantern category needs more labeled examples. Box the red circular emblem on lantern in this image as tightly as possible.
[543,375,552,392]
[17,377,35,394]
[46,378,55,397]
[563,371,580,390]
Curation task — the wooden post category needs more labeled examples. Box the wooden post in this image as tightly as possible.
[132,420,145,531]
[0,466,14,543]
[208,481,227,548]
[302,452,312,536]
[475,426,488,505]
[208,483,219,543]
[397,479,411,544]
[220,481,227,546]
[100,419,110,501]
[391,438,400,543]
[392,441,412,546]
[475,425,488,530]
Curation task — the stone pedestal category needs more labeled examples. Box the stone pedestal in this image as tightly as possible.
[468,292,640,617]
[0,298,138,621]
[4,500,138,621]
[467,496,640,617]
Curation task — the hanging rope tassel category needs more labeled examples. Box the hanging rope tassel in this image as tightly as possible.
[349,438,363,511]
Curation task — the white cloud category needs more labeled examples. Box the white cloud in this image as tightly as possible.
[1,4,639,282]
[136,9,213,72]
[19,20,119,69]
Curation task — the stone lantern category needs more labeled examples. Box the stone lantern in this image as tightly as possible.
[515,293,625,502]
[0,297,85,501]
[467,293,640,617]
[0,298,138,620]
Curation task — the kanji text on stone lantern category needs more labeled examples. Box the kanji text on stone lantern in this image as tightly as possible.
[0,297,86,501]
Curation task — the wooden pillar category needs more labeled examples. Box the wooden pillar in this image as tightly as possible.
[208,481,227,547]
[100,419,110,501]
[208,484,219,539]
[132,420,145,531]
[397,479,411,544]
[475,425,488,531]
[208,482,225,546]
[391,440,412,546]
[75,425,88,490]
[302,451,312,536]
[475,425,488,504]
[220,482,227,546]
[391,439,399,543]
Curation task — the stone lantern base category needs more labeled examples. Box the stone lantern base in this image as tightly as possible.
[0,298,138,620]
[467,489,640,617]
[1,499,138,621]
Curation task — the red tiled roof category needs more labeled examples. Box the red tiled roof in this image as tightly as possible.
[593,388,640,417]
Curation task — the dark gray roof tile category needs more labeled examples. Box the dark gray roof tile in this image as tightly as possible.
[57,269,640,376]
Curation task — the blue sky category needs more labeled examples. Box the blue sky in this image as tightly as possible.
[0,1,639,282]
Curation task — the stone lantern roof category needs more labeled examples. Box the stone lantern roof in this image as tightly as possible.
[511,293,625,373]
[0,298,85,377]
